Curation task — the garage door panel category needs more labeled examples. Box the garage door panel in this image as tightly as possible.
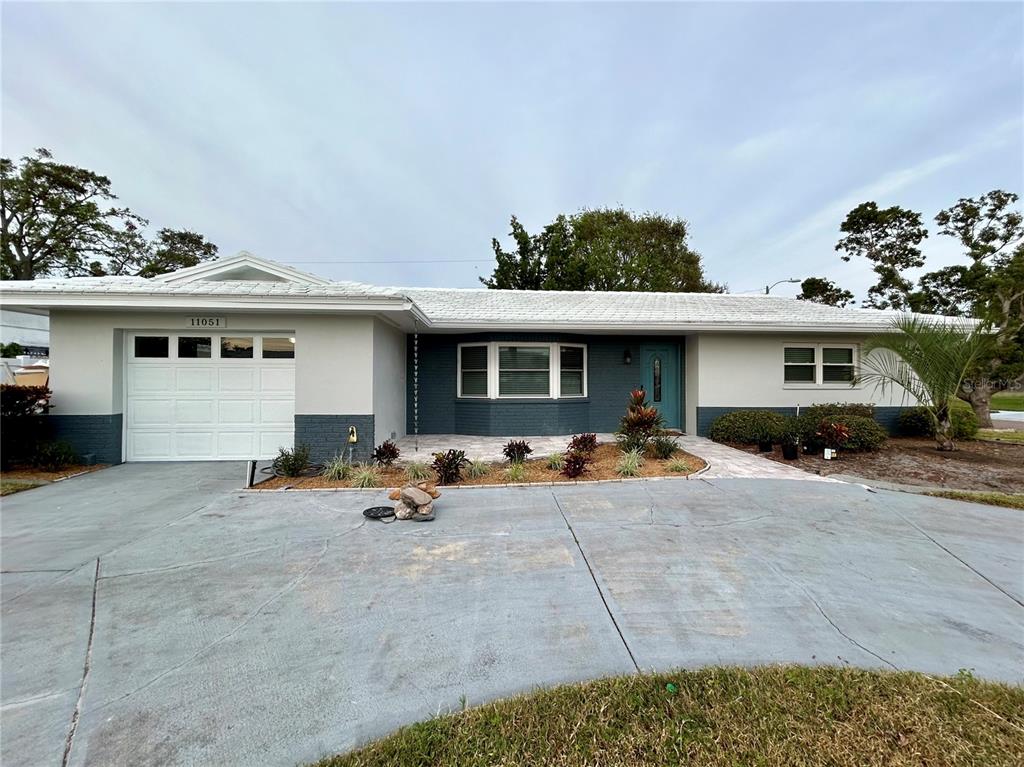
[219,368,255,392]
[176,368,215,392]
[176,400,216,424]
[129,399,174,426]
[128,367,175,394]
[174,431,216,458]
[128,432,173,459]
[127,334,294,461]
[260,399,294,425]
[218,400,256,425]
[260,368,294,392]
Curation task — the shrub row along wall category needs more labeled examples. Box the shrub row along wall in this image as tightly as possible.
[695,406,908,438]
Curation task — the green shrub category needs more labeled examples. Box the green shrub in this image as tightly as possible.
[899,406,978,440]
[350,465,380,488]
[668,458,692,473]
[647,433,678,459]
[321,455,351,481]
[1,384,53,469]
[707,410,787,444]
[546,452,565,471]
[1,341,25,358]
[273,445,311,477]
[834,415,888,452]
[502,440,533,464]
[616,448,645,477]
[506,462,526,482]
[431,449,469,484]
[802,402,876,420]
[405,462,431,482]
[32,441,77,472]
[466,459,490,479]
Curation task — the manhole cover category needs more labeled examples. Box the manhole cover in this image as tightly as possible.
[363,506,395,519]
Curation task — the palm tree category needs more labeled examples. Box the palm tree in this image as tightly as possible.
[858,316,992,451]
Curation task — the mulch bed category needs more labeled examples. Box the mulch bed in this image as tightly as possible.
[1,464,108,483]
[255,443,707,490]
[736,438,1024,493]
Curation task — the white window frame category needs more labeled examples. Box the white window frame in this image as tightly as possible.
[782,343,859,389]
[456,341,588,399]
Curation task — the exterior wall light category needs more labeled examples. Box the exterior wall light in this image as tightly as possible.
[348,425,358,443]
[624,350,632,365]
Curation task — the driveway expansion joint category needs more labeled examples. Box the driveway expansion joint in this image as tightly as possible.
[551,490,640,673]
[62,557,99,767]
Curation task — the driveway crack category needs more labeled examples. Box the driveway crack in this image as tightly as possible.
[62,557,99,767]
[552,491,640,673]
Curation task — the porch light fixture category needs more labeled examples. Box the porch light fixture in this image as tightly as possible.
[623,349,632,365]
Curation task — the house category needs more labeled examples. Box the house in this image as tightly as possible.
[0,252,917,464]
[0,308,50,356]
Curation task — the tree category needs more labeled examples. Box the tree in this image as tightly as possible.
[915,191,1024,426]
[481,208,723,293]
[858,316,992,451]
[796,277,854,307]
[835,202,928,310]
[1,148,217,280]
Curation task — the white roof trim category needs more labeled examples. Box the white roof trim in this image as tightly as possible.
[153,251,332,286]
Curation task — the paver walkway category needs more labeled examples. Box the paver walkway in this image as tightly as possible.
[684,435,839,481]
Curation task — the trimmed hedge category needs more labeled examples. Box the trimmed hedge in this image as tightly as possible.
[708,411,787,444]
[794,404,888,453]
[898,406,979,440]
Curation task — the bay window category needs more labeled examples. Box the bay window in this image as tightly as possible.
[458,342,587,399]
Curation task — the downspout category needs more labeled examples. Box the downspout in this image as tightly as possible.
[413,318,419,452]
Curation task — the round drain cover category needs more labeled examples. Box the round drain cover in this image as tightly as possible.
[363,506,395,519]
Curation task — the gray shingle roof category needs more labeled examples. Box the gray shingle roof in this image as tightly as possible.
[4,276,402,298]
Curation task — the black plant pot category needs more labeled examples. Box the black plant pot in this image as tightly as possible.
[757,440,773,453]
[781,443,799,460]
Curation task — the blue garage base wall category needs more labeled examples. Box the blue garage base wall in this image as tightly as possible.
[695,406,909,437]
[408,333,686,436]
[294,415,374,463]
[49,414,123,465]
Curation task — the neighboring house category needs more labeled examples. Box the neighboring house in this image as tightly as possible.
[0,252,919,464]
[0,308,50,356]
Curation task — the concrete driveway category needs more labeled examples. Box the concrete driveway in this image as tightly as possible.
[2,464,1022,767]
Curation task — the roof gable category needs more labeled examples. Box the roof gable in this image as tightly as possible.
[152,251,331,286]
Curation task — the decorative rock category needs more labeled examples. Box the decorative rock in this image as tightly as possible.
[416,482,441,499]
[401,486,433,507]
[387,488,401,501]
[394,500,417,520]
[412,502,434,522]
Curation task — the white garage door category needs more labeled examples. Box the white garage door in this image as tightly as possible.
[125,332,295,461]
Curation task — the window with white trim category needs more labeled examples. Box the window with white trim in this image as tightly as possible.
[458,344,489,398]
[457,342,587,399]
[783,344,857,386]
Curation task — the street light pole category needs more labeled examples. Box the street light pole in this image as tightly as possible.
[765,278,801,295]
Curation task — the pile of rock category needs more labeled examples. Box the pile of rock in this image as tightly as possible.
[388,482,441,522]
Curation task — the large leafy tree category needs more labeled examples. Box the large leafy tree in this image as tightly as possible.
[482,208,723,293]
[796,277,854,307]
[1,148,217,280]
[859,316,992,451]
[915,191,1024,426]
[835,202,928,310]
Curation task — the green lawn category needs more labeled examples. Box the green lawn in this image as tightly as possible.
[978,429,1024,445]
[316,666,1024,767]
[0,479,43,496]
[992,391,1024,412]
[927,490,1024,510]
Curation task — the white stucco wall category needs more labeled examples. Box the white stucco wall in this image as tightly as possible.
[684,335,699,433]
[692,333,914,409]
[371,319,407,445]
[47,310,377,416]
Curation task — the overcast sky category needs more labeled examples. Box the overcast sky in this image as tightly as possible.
[3,2,1021,298]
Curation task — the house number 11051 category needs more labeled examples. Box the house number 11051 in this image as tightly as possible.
[188,317,226,328]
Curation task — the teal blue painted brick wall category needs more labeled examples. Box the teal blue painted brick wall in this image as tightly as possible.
[407,333,686,435]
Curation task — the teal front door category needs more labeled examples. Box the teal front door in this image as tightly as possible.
[641,345,680,428]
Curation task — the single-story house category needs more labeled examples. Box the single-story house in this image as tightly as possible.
[1,252,920,464]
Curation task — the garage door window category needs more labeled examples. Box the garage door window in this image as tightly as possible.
[178,336,212,358]
[134,336,168,358]
[221,337,254,359]
[262,337,295,359]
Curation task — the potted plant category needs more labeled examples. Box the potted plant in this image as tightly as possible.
[752,419,778,453]
[780,419,800,460]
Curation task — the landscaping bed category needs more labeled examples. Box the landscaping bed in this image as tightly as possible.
[738,438,1024,493]
[1,463,107,484]
[314,666,1024,767]
[255,442,706,490]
